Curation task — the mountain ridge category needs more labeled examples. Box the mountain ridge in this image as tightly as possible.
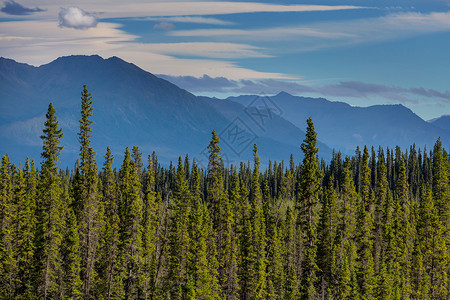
[1,55,327,167]
[1,55,447,168]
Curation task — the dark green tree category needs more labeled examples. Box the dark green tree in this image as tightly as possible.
[297,117,322,299]
[34,103,65,299]
[140,155,158,299]
[119,147,143,299]
[76,85,100,297]
[96,147,124,299]
[164,157,191,299]
[61,208,83,299]
[0,155,16,298]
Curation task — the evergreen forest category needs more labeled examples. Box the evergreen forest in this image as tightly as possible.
[1,86,449,300]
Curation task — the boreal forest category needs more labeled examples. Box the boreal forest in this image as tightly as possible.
[1,86,449,300]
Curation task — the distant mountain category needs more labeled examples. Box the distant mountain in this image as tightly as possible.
[228,92,449,152]
[0,55,326,167]
[429,115,450,131]
[2,55,445,168]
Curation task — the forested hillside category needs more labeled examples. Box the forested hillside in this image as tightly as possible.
[1,86,449,299]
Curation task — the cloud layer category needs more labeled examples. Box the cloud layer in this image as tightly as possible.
[160,75,450,105]
[58,7,98,29]
[1,0,44,15]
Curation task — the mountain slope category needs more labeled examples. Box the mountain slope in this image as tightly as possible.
[228,92,449,152]
[429,115,450,131]
[0,56,324,167]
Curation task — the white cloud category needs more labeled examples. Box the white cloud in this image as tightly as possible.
[153,21,175,30]
[0,20,290,80]
[58,7,98,29]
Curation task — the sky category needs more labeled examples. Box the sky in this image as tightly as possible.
[1,0,449,120]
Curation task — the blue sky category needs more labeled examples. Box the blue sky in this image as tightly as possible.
[1,0,449,120]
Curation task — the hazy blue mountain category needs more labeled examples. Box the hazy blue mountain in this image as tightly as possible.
[228,92,449,153]
[0,55,326,167]
[429,115,450,131]
[202,96,332,161]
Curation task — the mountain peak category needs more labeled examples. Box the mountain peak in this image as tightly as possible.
[276,91,293,97]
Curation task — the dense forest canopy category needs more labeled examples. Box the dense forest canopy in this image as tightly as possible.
[0,86,449,299]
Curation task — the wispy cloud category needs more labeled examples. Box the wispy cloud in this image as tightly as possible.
[58,7,98,29]
[153,21,175,30]
[101,2,363,18]
[171,27,354,39]
[141,42,270,59]
[0,21,288,80]
[1,0,44,15]
[319,81,450,103]
[160,75,450,105]
[169,10,450,50]
[145,16,234,25]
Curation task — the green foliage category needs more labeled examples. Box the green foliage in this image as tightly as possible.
[34,103,65,299]
[62,209,83,299]
[298,118,322,300]
[1,94,449,299]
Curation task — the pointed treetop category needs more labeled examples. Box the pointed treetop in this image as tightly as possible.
[40,102,64,166]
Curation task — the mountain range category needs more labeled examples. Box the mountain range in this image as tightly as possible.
[0,55,448,168]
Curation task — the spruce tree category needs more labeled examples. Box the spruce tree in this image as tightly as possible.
[14,158,37,298]
[248,144,267,299]
[62,208,83,299]
[0,155,16,298]
[283,206,299,299]
[76,85,100,297]
[355,146,375,299]
[392,159,413,298]
[432,138,449,231]
[165,156,192,299]
[140,155,158,299]
[418,186,448,299]
[96,147,124,299]
[34,103,65,299]
[334,156,358,299]
[118,147,143,299]
[317,179,338,298]
[297,117,322,299]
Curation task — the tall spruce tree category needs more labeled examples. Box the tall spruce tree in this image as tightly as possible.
[317,179,338,298]
[432,138,449,231]
[334,156,358,299]
[165,157,192,299]
[417,186,448,299]
[119,147,143,299]
[76,85,100,297]
[355,146,376,299]
[140,155,158,299]
[392,159,413,298]
[14,158,37,298]
[34,103,65,299]
[96,147,124,299]
[61,208,83,299]
[248,144,267,299]
[0,155,16,298]
[297,117,322,299]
